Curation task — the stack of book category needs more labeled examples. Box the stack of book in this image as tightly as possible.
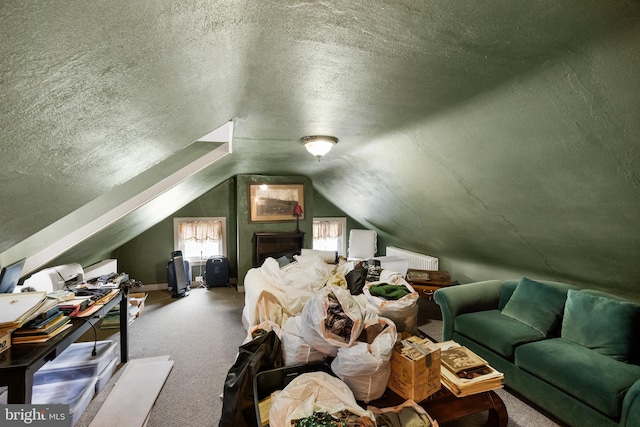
[435,340,504,397]
[11,302,72,344]
[0,292,50,332]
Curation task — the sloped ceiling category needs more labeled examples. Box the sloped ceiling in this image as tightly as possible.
[1,1,639,298]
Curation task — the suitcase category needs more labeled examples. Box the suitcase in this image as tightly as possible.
[167,256,191,296]
[205,256,229,288]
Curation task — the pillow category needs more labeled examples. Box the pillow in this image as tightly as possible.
[501,277,568,335]
[561,290,640,362]
[300,249,338,264]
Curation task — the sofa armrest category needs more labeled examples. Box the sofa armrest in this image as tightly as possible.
[434,280,503,341]
[621,379,640,427]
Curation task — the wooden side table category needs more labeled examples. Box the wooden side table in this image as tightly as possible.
[406,269,453,300]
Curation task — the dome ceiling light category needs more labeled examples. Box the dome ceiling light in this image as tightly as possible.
[300,135,338,160]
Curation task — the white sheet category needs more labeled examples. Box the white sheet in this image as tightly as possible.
[242,256,334,330]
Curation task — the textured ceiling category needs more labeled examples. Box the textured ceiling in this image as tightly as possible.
[1,1,639,297]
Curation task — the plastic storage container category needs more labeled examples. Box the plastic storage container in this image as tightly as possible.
[253,362,334,427]
[34,340,118,386]
[95,355,119,393]
[32,377,97,427]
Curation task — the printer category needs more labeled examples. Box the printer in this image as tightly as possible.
[19,263,85,293]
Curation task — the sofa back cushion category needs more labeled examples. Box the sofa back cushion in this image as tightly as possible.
[501,277,570,335]
[498,280,520,310]
[561,290,640,362]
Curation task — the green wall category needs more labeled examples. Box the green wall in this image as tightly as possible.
[313,191,374,257]
[115,178,237,285]
[235,175,313,287]
[114,174,374,289]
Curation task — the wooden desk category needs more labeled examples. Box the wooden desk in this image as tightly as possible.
[0,289,129,404]
[406,269,453,300]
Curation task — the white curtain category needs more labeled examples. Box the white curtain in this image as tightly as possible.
[313,220,342,239]
[179,220,222,242]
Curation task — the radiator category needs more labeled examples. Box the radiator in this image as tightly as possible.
[385,246,439,271]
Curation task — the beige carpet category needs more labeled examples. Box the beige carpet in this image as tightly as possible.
[71,288,562,427]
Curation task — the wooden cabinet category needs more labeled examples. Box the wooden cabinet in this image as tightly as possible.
[406,269,453,300]
[254,232,305,267]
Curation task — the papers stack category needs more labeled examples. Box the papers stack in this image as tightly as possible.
[7,295,74,344]
[435,340,504,397]
[0,292,50,335]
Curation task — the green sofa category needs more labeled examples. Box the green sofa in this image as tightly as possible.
[433,277,640,427]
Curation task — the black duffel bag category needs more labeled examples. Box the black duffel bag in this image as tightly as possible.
[219,330,283,427]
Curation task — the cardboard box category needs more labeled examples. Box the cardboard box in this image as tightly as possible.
[129,293,148,318]
[388,336,441,401]
[0,331,11,354]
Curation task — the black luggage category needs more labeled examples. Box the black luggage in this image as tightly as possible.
[168,252,191,297]
[205,256,229,288]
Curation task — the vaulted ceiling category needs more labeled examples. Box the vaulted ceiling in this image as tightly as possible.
[1,1,639,299]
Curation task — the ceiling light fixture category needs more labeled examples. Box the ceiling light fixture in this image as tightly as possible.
[300,135,338,160]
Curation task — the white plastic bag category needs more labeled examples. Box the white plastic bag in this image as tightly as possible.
[268,371,374,427]
[331,317,398,402]
[364,277,419,334]
[368,399,437,427]
[300,285,365,357]
[281,316,326,366]
[242,320,282,345]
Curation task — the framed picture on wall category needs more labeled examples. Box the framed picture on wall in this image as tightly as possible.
[249,183,304,222]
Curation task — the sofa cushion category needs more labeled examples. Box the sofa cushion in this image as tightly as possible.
[501,277,567,335]
[515,338,640,419]
[561,290,640,362]
[455,310,546,360]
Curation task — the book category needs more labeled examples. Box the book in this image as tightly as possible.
[12,322,73,344]
[12,316,70,336]
[440,345,488,374]
[38,305,62,320]
[435,341,504,397]
[15,311,65,332]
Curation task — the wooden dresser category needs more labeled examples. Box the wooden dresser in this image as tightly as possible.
[253,232,305,267]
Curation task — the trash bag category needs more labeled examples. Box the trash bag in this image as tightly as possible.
[331,317,397,402]
[243,319,282,345]
[368,399,436,427]
[281,316,326,366]
[364,277,419,334]
[219,330,283,427]
[300,285,365,357]
[269,371,375,427]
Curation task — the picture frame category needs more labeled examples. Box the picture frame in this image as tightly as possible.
[249,183,304,222]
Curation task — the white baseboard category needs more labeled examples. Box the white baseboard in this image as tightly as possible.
[141,280,241,293]
[137,283,168,292]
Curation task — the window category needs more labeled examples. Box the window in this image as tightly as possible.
[312,217,347,256]
[174,217,226,264]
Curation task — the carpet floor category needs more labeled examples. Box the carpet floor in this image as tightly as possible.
[71,287,562,427]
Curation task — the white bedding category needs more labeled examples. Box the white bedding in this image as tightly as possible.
[242,255,347,330]
[241,254,413,333]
